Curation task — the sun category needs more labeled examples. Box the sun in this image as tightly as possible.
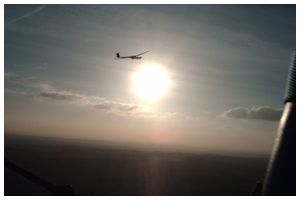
[132,63,171,101]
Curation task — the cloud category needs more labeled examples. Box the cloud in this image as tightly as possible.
[5,89,34,97]
[117,104,139,111]
[5,71,199,120]
[40,91,83,101]
[223,107,249,119]
[38,89,156,118]
[37,88,199,119]
[93,103,112,110]
[5,71,36,83]
[222,106,283,121]
[89,99,155,118]
[8,5,46,24]
[5,71,57,92]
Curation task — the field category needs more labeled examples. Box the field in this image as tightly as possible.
[5,134,269,196]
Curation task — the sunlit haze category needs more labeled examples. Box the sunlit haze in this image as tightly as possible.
[4,5,295,155]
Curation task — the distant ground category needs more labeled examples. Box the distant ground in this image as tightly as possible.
[5,133,269,196]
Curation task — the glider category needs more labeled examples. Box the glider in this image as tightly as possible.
[116,51,149,59]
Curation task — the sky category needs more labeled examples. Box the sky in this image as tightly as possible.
[4,4,295,155]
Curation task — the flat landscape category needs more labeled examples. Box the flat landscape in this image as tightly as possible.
[5,134,269,196]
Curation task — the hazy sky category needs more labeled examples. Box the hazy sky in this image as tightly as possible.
[4,4,295,155]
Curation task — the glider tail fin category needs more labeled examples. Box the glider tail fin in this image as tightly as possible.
[116,53,120,58]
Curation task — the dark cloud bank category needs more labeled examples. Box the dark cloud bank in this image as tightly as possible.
[222,106,283,122]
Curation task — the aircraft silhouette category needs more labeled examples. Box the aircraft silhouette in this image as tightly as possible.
[116,51,149,59]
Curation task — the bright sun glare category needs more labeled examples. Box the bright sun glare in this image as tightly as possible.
[132,63,171,101]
